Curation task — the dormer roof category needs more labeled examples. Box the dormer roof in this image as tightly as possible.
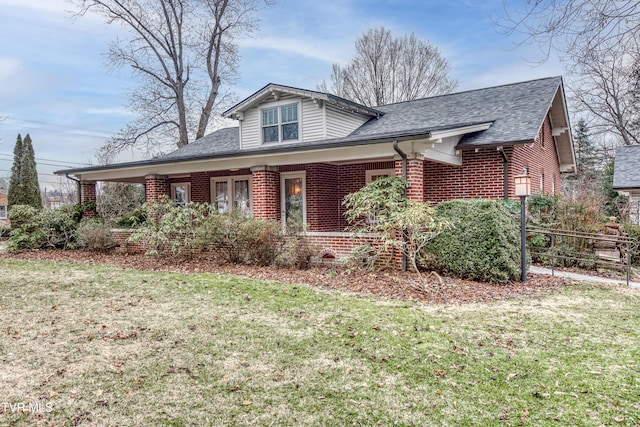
[223,83,384,120]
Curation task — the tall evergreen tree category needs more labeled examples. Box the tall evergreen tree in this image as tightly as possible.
[7,134,24,208]
[8,133,42,209]
[19,134,42,209]
[573,119,600,178]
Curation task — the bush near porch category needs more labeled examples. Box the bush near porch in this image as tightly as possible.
[425,199,521,283]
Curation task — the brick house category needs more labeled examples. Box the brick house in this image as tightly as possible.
[0,192,8,227]
[56,76,575,260]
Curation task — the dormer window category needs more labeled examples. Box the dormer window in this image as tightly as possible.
[262,103,298,143]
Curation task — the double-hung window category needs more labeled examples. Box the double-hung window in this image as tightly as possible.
[211,176,252,215]
[262,103,298,143]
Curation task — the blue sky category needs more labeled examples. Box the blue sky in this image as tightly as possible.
[0,0,564,189]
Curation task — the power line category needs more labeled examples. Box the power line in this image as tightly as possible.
[0,153,91,166]
[0,158,90,169]
[1,115,118,137]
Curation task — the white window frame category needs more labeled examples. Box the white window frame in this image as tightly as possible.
[170,182,191,207]
[365,168,395,183]
[0,205,6,219]
[261,101,300,144]
[210,175,252,215]
[280,171,306,229]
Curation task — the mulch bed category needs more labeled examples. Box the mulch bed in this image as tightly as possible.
[1,250,570,304]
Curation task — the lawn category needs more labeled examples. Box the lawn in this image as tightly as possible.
[1,258,639,426]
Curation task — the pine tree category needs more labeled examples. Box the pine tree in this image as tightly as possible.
[8,133,42,209]
[7,134,24,208]
[573,119,599,178]
[19,134,42,209]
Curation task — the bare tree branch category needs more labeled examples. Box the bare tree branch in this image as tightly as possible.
[72,0,271,156]
[319,27,457,107]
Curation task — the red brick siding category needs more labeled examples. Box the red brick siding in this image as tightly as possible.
[395,157,425,201]
[80,181,97,203]
[145,175,169,202]
[306,164,341,232]
[190,172,210,203]
[509,115,561,196]
[251,169,280,220]
[306,233,399,268]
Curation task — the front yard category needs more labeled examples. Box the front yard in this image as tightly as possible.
[1,258,639,426]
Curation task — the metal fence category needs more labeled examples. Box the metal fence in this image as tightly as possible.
[526,226,637,286]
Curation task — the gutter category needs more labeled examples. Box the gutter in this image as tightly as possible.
[65,174,81,204]
[392,140,408,272]
[497,147,509,199]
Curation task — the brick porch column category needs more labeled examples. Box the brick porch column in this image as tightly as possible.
[251,166,279,220]
[395,154,425,202]
[145,174,169,202]
[80,180,97,217]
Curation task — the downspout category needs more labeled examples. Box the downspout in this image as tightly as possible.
[392,140,408,272]
[65,174,81,204]
[498,147,509,199]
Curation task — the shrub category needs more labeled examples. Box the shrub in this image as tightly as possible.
[343,176,450,273]
[128,197,214,258]
[204,210,285,266]
[426,199,521,283]
[7,205,78,252]
[277,235,319,269]
[623,223,640,266]
[116,208,147,228]
[76,219,116,252]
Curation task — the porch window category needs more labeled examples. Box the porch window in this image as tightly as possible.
[211,176,252,215]
[0,205,6,219]
[365,169,395,223]
[171,183,191,207]
[281,171,306,231]
[262,103,298,143]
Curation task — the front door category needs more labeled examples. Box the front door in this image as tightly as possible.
[281,172,306,231]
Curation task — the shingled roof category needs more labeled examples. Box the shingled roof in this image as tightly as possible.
[157,76,565,161]
[56,76,571,175]
[613,145,640,195]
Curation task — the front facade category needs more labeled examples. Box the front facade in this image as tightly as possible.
[58,77,575,261]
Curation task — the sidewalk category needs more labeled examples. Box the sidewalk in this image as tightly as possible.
[530,265,640,290]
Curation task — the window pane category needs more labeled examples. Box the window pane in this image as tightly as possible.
[262,107,278,126]
[0,206,6,219]
[281,123,298,141]
[281,104,297,123]
[174,185,187,207]
[234,180,250,215]
[215,181,228,214]
[263,126,279,143]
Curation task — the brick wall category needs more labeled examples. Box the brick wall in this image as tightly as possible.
[80,181,96,203]
[423,114,561,203]
[251,167,279,220]
[510,115,561,195]
[145,175,169,202]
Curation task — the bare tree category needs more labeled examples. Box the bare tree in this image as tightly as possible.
[73,0,272,155]
[319,27,457,107]
[496,1,640,146]
[570,44,640,146]
[495,1,640,62]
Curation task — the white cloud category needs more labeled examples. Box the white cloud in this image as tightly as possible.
[0,0,70,14]
[0,57,23,83]
[84,107,134,116]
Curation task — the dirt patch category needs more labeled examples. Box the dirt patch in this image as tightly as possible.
[1,250,569,304]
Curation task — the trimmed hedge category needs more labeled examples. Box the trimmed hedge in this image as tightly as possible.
[426,199,521,283]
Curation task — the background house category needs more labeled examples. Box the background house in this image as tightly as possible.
[0,192,8,227]
[613,145,640,224]
[57,76,575,260]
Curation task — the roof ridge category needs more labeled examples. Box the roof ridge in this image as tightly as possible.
[377,75,563,108]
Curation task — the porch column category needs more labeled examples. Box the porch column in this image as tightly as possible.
[145,174,169,202]
[395,154,425,202]
[80,180,97,217]
[251,166,279,221]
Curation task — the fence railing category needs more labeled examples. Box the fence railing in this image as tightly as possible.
[526,226,637,286]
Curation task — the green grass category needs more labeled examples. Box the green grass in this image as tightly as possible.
[0,258,639,426]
